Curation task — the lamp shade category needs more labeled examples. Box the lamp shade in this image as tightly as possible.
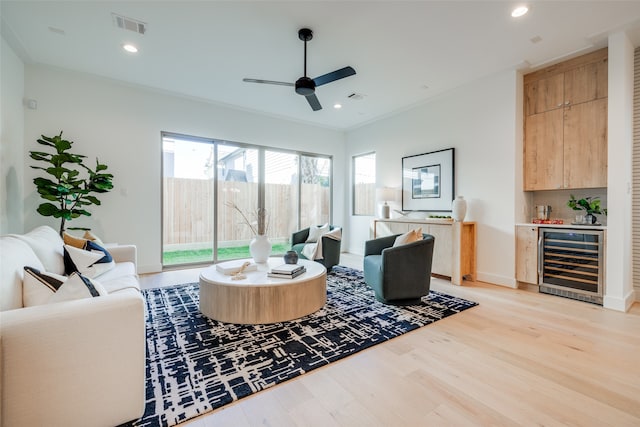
[377,187,396,203]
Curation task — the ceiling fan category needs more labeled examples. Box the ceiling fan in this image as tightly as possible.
[243,28,356,111]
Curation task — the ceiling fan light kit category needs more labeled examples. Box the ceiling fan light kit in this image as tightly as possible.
[243,28,356,111]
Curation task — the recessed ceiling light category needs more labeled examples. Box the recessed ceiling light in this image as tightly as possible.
[333,103,342,109]
[122,43,138,53]
[511,6,529,17]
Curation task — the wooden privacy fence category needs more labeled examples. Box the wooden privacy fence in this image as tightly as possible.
[163,178,330,246]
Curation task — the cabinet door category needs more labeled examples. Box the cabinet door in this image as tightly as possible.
[388,222,410,235]
[563,98,608,189]
[427,224,453,277]
[563,58,607,106]
[524,74,564,116]
[523,109,564,190]
[516,226,538,284]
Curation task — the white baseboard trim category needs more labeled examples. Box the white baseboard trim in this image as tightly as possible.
[603,289,636,312]
[347,247,364,256]
[138,263,163,274]
[476,272,517,289]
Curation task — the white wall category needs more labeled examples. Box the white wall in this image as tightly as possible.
[1,36,25,234]
[346,70,519,287]
[23,65,346,273]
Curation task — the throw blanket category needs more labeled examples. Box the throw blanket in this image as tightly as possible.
[302,228,341,260]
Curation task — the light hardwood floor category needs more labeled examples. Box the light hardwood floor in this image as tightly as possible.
[139,254,640,427]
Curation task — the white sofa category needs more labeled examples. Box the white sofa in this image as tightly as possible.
[0,226,146,427]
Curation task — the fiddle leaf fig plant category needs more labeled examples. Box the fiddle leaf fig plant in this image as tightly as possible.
[29,131,114,236]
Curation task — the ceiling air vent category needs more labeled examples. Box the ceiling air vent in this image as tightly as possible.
[112,13,147,35]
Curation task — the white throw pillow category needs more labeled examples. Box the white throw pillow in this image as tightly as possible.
[48,272,108,304]
[23,266,67,307]
[393,228,423,247]
[63,242,116,278]
[306,223,330,243]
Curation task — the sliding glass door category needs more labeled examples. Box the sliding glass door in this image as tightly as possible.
[216,143,259,260]
[162,133,332,267]
[300,155,331,227]
[265,150,299,255]
[162,134,215,265]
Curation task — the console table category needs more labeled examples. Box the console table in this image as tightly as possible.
[372,219,476,286]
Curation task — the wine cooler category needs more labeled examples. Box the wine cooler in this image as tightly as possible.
[538,228,605,305]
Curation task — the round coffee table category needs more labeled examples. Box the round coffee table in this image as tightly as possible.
[199,258,327,324]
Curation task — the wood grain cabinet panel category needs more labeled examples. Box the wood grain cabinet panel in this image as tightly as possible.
[563,98,608,188]
[524,73,564,116]
[515,226,539,284]
[563,58,608,106]
[523,49,608,191]
[524,109,564,190]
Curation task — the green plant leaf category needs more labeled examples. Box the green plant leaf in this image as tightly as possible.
[37,203,59,216]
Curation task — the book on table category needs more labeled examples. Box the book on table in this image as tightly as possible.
[270,264,305,275]
[267,266,307,279]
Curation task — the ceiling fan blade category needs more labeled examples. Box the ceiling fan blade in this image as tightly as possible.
[242,78,294,87]
[313,66,356,87]
[305,93,322,111]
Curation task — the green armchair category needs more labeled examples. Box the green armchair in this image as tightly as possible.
[363,233,435,305]
[291,225,342,271]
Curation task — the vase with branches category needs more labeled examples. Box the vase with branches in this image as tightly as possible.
[29,132,114,235]
[226,202,271,262]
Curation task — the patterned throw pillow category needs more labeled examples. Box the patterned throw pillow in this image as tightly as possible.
[23,267,107,306]
[48,272,107,304]
[23,266,66,307]
[393,227,423,247]
[63,241,115,278]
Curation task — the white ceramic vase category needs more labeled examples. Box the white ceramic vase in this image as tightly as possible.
[451,196,467,222]
[249,234,272,263]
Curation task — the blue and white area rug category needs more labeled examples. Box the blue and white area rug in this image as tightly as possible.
[122,266,477,427]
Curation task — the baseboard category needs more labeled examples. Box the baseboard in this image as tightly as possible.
[603,289,636,312]
[138,263,163,274]
[476,272,517,289]
[347,246,364,256]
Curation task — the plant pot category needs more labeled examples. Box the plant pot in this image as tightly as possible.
[585,214,597,224]
[249,235,272,263]
[284,250,299,264]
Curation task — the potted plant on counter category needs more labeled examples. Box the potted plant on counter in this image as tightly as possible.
[567,195,607,224]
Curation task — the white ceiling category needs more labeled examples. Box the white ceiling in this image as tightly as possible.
[3,1,640,130]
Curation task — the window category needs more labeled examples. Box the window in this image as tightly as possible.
[353,152,376,216]
[162,133,332,266]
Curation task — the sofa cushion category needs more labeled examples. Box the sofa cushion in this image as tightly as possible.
[96,261,139,293]
[101,274,140,294]
[12,226,65,275]
[48,272,108,304]
[1,237,45,311]
[63,242,115,278]
[23,266,66,307]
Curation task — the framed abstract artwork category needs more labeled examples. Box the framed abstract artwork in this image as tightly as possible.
[402,148,454,211]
